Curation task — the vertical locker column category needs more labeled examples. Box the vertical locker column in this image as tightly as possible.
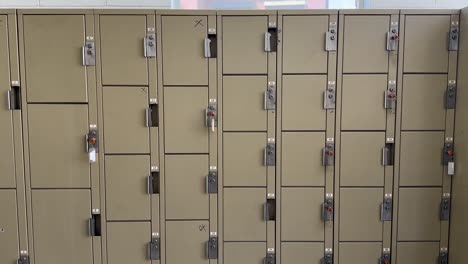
[393,10,459,264]
[219,11,276,264]
[95,10,157,264]
[276,10,337,264]
[335,10,399,264]
[18,10,100,264]
[157,10,217,264]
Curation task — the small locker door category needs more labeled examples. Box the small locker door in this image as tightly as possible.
[339,242,382,264]
[23,15,88,103]
[165,155,209,220]
[404,15,450,73]
[100,15,148,85]
[224,242,266,264]
[224,188,266,241]
[105,155,151,221]
[107,222,151,264]
[28,105,90,188]
[401,74,447,131]
[341,75,387,131]
[164,86,208,154]
[398,188,442,241]
[343,16,390,73]
[162,16,208,86]
[282,75,327,131]
[0,190,19,263]
[282,188,324,241]
[223,76,267,131]
[103,87,150,154]
[282,132,325,187]
[223,133,267,187]
[223,16,268,74]
[396,242,440,264]
[282,16,329,74]
[282,243,324,264]
[166,221,209,264]
[400,132,444,186]
[32,190,93,264]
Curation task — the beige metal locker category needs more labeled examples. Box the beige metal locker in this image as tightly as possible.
[339,242,382,264]
[166,221,209,264]
[396,242,440,264]
[107,222,151,264]
[224,242,266,264]
[0,190,19,264]
[281,243,324,264]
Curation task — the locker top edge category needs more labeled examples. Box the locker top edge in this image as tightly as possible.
[400,9,460,15]
[0,9,16,15]
[278,10,338,15]
[17,9,94,15]
[339,9,400,15]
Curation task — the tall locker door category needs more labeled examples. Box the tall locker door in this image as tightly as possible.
[107,222,151,264]
[166,221,209,264]
[0,190,19,263]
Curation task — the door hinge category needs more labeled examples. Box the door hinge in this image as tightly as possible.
[322,194,334,222]
[322,249,333,264]
[206,235,218,259]
[381,194,393,222]
[264,27,278,52]
[264,81,276,110]
[380,249,391,264]
[440,193,451,221]
[264,139,276,166]
[206,167,218,194]
[148,234,160,260]
[144,29,156,58]
[204,28,217,58]
[439,248,449,264]
[323,142,335,166]
[325,22,337,51]
[443,140,455,176]
[446,80,457,109]
[82,36,96,66]
[17,252,29,264]
[148,167,160,194]
[264,250,275,264]
[88,210,101,237]
[7,82,21,110]
[145,99,159,127]
[86,128,98,164]
[382,140,395,166]
[386,22,399,51]
[384,81,397,110]
[449,22,459,51]
[324,81,336,110]
[205,99,218,133]
[264,195,276,221]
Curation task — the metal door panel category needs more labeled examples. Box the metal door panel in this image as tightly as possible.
[404,15,450,73]
[28,104,90,188]
[283,16,328,74]
[105,155,151,221]
[224,188,266,241]
[398,188,441,241]
[0,190,19,263]
[223,76,267,131]
[103,87,149,154]
[282,75,327,131]
[341,75,387,131]
[165,155,209,220]
[343,15,389,73]
[166,221,209,264]
[162,16,208,85]
[340,188,383,241]
[224,133,266,187]
[224,242,266,264]
[164,86,208,154]
[32,190,93,264]
[107,222,151,264]
[400,132,444,186]
[396,242,440,264]
[282,188,324,241]
[282,132,325,187]
[100,15,148,85]
[340,132,385,187]
[339,242,382,264]
[23,15,87,103]
[281,243,324,264]
[401,74,446,131]
[223,16,268,74]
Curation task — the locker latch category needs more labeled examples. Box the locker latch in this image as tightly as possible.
[439,248,449,264]
[144,29,156,58]
[148,167,160,195]
[381,194,393,222]
[86,129,98,164]
[264,196,276,221]
[148,234,160,260]
[440,194,451,221]
[82,36,96,66]
[386,22,399,51]
[380,249,391,264]
[443,141,455,176]
[322,194,334,222]
[325,22,337,51]
[145,99,159,127]
[206,235,218,259]
[324,81,336,110]
[206,167,218,194]
[322,249,333,264]
[384,81,397,110]
[17,252,29,264]
[449,22,459,51]
[446,80,457,109]
[88,210,101,237]
[204,29,217,58]
[264,139,276,166]
[264,27,278,52]
[264,250,275,264]
[382,141,395,166]
[264,82,276,110]
[7,81,21,110]
[323,143,335,166]
[205,100,217,133]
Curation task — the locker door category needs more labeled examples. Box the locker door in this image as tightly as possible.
[223,76,267,131]
[282,243,324,264]
[223,16,268,74]
[396,242,440,264]
[224,188,266,241]
[340,132,385,187]
[224,133,267,187]
[23,15,88,103]
[100,15,148,85]
[164,86,208,154]
[401,74,447,131]
[0,190,19,263]
[282,132,325,187]
[400,132,444,186]
[282,16,329,74]
[166,221,209,264]
[0,16,15,188]
[224,242,266,264]
[162,16,208,85]
[339,242,382,264]
[404,15,450,73]
[282,188,324,241]
[165,155,209,220]
[398,188,442,241]
[107,222,151,264]
[32,190,92,264]
[340,188,383,241]
[28,105,90,188]
[341,75,387,131]
[103,87,150,154]
[343,16,389,73]
[282,75,327,131]
[105,155,151,221]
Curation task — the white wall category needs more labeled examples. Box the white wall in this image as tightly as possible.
[365,0,468,8]
[0,0,171,7]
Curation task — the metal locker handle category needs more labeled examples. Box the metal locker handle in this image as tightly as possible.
[7,90,12,110]
[382,147,387,166]
[147,175,153,194]
[81,46,86,66]
[264,32,271,52]
[204,38,212,58]
[264,91,268,110]
[263,202,268,221]
[145,108,151,127]
[205,175,209,193]
[383,91,388,109]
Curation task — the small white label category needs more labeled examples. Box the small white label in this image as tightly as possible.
[89,148,96,163]
[448,162,455,176]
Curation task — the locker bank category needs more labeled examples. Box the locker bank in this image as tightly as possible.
[1,7,468,264]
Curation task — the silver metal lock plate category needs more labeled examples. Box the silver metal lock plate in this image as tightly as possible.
[82,39,96,66]
[144,33,156,58]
